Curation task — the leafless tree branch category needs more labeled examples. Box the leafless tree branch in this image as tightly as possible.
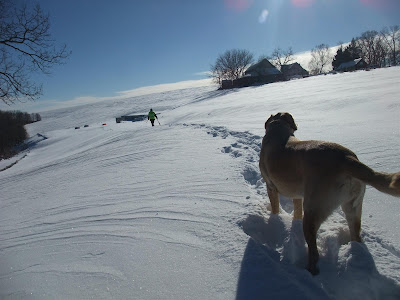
[0,0,70,104]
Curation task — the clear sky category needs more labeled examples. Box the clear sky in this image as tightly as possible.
[3,0,400,112]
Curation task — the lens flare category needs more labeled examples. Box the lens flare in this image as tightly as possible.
[258,9,269,23]
[291,0,316,8]
[360,0,397,8]
[224,0,253,12]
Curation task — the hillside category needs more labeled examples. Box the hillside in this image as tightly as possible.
[1,67,400,299]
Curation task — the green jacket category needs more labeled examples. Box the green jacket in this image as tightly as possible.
[148,111,157,120]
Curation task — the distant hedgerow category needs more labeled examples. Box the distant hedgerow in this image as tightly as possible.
[0,110,41,159]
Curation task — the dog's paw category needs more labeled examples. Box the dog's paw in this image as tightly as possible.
[307,265,320,276]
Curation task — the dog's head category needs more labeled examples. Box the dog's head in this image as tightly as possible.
[265,112,297,134]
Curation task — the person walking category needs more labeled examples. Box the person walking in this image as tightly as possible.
[147,108,158,126]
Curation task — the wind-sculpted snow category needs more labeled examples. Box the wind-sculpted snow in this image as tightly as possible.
[1,67,400,299]
[1,123,250,298]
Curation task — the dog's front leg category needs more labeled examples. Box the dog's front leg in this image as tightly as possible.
[293,198,303,220]
[267,184,280,214]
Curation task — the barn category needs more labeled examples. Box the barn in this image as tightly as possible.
[281,62,309,80]
[220,59,283,89]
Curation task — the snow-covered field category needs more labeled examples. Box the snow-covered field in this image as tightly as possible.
[1,67,400,299]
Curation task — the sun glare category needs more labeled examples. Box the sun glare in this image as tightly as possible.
[291,0,316,8]
[359,0,396,9]
[258,9,269,23]
[224,0,253,12]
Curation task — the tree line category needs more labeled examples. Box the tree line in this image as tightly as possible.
[211,25,400,84]
[316,25,400,74]
[0,110,41,159]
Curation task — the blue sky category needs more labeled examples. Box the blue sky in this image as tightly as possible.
[3,0,400,112]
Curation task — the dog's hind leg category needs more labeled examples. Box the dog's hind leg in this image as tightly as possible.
[341,180,366,242]
[303,210,322,275]
[303,182,334,275]
[267,183,280,214]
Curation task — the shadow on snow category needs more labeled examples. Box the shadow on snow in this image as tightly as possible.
[235,214,400,300]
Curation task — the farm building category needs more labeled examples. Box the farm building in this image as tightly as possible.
[244,58,282,77]
[281,62,309,79]
[336,58,368,72]
[221,59,283,89]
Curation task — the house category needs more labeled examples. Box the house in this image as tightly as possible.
[220,59,283,89]
[244,58,282,78]
[281,62,309,80]
[243,58,284,85]
[336,58,367,72]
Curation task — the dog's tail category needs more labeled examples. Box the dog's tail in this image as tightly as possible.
[344,156,400,197]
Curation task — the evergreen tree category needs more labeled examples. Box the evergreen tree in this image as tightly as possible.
[332,39,362,70]
[346,39,362,60]
[332,46,345,70]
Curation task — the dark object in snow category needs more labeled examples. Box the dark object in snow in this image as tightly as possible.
[75,127,80,129]
[116,115,147,123]
[84,125,89,128]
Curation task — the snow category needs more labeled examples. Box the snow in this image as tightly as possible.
[1,67,400,299]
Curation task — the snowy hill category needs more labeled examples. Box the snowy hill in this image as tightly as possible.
[1,67,400,299]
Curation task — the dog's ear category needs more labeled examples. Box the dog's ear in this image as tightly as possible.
[265,114,273,130]
[281,113,297,131]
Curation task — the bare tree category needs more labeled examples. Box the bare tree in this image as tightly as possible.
[0,0,70,105]
[210,49,254,84]
[380,25,400,66]
[356,30,388,67]
[268,47,295,70]
[356,31,377,65]
[308,44,332,75]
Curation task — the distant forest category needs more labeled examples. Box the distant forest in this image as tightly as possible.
[0,110,41,159]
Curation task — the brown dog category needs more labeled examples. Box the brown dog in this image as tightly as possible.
[259,112,400,275]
